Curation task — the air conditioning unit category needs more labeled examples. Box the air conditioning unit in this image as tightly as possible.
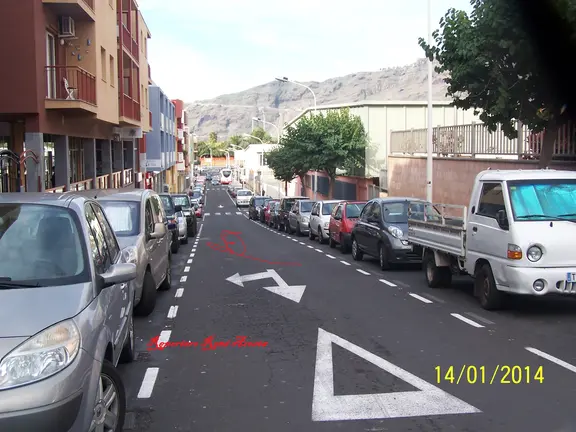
[59,16,75,38]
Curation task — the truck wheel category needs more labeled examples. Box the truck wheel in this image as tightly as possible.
[424,251,451,288]
[475,263,503,310]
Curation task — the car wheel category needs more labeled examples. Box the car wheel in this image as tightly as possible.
[351,237,363,261]
[134,271,156,316]
[378,243,391,270]
[181,235,188,245]
[309,226,316,240]
[119,312,135,363]
[476,263,503,310]
[159,254,172,291]
[318,226,327,244]
[329,234,336,248]
[340,234,350,254]
[90,360,126,432]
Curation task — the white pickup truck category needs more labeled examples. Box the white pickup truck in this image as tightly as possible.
[407,169,576,310]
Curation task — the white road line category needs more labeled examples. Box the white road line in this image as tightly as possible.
[215,212,221,215]
[175,288,184,298]
[187,259,192,264]
[137,368,159,399]
[379,279,397,287]
[236,212,242,215]
[158,330,171,344]
[315,248,323,252]
[190,253,195,258]
[307,245,314,248]
[451,313,484,328]
[225,212,231,215]
[325,254,336,259]
[191,248,197,252]
[357,269,370,275]
[184,266,190,273]
[292,239,298,242]
[409,293,433,304]
[525,347,576,374]
[299,242,305,245]
[204,213,211,216]
[167,305,179,318]
[340,260,350,265]
[180,276,187,283]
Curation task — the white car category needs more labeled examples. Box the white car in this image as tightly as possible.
[309,200,342,244]
[235,189,253,207]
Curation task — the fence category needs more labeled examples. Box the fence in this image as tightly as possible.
[390,121,576,160]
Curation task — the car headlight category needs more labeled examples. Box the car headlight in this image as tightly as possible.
[302,216,309,223]
[388,226,404,239]
[323,222,329,229]
[0,320,80,390]
[120,245,138,265]
[527,245,543,262]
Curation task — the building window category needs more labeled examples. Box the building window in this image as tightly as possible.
[100,47,106,82]
[109,55,115,87]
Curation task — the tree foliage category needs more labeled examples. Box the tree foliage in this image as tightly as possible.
[248,127,274,144]
[419,0,576,166]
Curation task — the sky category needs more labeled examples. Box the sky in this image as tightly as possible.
[138,0,472,102]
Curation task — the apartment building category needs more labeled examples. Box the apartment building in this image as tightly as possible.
[0,0,152,192]
[145,85,177,193]
[172,99,191,192]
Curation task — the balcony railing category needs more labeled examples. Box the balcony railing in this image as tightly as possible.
[69,179,93,191]
[46,66,96,105]
[123,169,134,186]
[121,94,141,122]
[96,174,110,189]
[121,25,139,59]
[111,171,122,188]
[46,186,66,193]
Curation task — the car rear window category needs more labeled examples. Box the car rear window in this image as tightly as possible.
[283,199,295,210]
[254,198,267,206]
[345,203,364,218]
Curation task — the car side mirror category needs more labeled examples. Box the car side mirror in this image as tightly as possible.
[149,222,166,239]
[496,209,509,230]
[174,205,182,212]
[99,263,137,289]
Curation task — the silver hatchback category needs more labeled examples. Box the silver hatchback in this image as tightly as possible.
[0,193,137,431]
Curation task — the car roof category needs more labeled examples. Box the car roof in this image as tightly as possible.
[0,192,91,208]
[63,188,155,202]
[283,196,308,200]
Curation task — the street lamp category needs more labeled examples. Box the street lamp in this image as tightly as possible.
[243,133,264,144]
[426,0,434,203]
[252,117,280,143]
[223,151,230,168]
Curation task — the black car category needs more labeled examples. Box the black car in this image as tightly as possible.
[159,194,181,254]
[350,198,423,270]
[171,194,198,237]
[248,196,272,220]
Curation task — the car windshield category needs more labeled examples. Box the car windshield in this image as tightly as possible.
[172,196,191,209]
[322,202,337,215]
[345,203,364,218]
[508,179,576,221]
[99,201,140,237]
[383,202,409,224]
[0,204,88,285]
[237,190,252,196]
[254,198,267,206]
[159,195,175,215]
[300,201,314,212]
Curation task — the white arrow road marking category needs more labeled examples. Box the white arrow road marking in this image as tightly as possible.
[311,328,480,421]
[225,269,306,303]
[218,205,224,208]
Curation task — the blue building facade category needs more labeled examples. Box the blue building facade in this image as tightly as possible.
[147,85,176,176]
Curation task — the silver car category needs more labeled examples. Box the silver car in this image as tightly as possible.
[287,199,315,235]
[0,193,137,432]
[73,189,173,317]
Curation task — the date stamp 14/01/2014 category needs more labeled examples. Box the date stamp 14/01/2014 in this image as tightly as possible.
[147,335,268,351]
[436,365,544,385]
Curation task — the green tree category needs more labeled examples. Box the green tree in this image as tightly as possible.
[419,0,576,167]
[247,127,273,144]
[208,132,218,143]
[266,147,296,196]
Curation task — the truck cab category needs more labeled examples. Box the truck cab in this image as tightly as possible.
[408,169,576,310]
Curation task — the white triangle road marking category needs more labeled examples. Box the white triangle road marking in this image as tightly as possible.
[311,328,480,421]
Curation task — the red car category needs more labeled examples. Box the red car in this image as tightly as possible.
[264,200,279,225]
[328,201,367,253]
[194,203,204,219]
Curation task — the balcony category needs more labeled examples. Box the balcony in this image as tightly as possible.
[119,94,141,125]
[121,25,139,60]
[45,66,97,113]
[42,0,95,21]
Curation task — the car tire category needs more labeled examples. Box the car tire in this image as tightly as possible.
[309,226,316,240]
[329,234,336,248]
[351,237,363,261]
[159,254,172,291]
[134,271,156,316]
[340,234,350,254]
[423,251,452,288]
[171,235,179,254]
[378,243,391,270]
[318,226,327,244]
[181,236,188,245]
[475,263,503,310]
[92,359,126,432]
[119,312,135,363]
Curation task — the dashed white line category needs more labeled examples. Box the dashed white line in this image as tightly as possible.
[315,248,323,253]
[167,305,179,318]
[204,213,211,216]
[379,279,397,287]
[190,253,195,258]
[175,288,184,298]
[180,276,187,283]
[184,266,190,273]
[137,368,159,399]
[325,254,336,259]
[307,245,313,248]
[225,212,231,215]
[299,242,305,245]
[191,248,197,252]
[409,293,433,304]
[215,212,221,215]
[451,313,484,328]
[187,259,192,264]
[292,239,298,242]
[340,260,350,266]
[236,212,242,215]
[525,347,576,374]
[158,330,171,344]
[356,269,370,275]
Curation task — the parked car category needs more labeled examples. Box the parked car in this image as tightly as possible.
[329,201,367,253]
[74,189,174,317]
[159,194,182,254]
[176,207,188,244]
[260,198,276,223]
[188,190,204,205]
[287,199,315,235]
[231,186,244,198]
[193,202,204,219]
[235,189,253,207]
[171,194,198,237]
[248,196,272,220]
[309,200,341,243]
[277,196,308,232]
[0,193,137,431]
[351,198,424,270]
[211,179,220,186]
[268,201,281,227]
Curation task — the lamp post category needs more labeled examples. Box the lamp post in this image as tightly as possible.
[426,0,434,202]
[275,76,319,199]
[242,133,264,144]
[223,151,230,168]
[252,117,280,143]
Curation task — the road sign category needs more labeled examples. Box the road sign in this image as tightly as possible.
[311,328,480,421]
[226,269,306,303]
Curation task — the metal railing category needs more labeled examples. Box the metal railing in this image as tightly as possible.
[121,94,141,121]
[96,174,110,189]
[45,66,96,105]
[121,25,139,59]
[390,121,576,159]
[123,168,134,186]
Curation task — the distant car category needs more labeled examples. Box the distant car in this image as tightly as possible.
[328,201,366,253]
[158,194,181,254]
[194,202,204,219]
[277,196,308,232]
[211,179,219,186]
[287,199,315,235]
[309,200,342,243]
[235,189,253,207]
[171,194,198,238]
[248,196,272,220]
[188,190,203,205]
[264,200,279,225]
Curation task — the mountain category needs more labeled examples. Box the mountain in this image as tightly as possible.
[185,58,450,140]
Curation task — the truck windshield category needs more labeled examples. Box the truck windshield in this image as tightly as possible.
[508,179,576,221]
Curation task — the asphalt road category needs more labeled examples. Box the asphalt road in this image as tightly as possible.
[119,186,576,432]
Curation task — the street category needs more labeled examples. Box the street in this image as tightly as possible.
[119,186,576,432]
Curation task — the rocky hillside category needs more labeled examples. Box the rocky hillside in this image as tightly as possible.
[185,58,450,139]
